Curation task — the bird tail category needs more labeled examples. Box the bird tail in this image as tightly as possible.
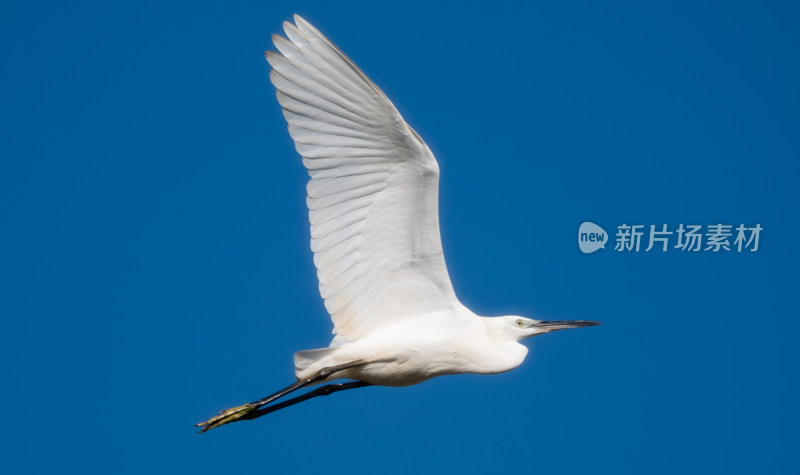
[294,347,336,376]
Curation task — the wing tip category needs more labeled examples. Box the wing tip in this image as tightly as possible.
[293,14,326,41]
[282,20,297,36]
[264,49,283,65]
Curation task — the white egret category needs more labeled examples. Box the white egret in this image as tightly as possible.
[197,15,599,433]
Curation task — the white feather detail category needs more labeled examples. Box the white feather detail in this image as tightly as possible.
[268,15,458,341]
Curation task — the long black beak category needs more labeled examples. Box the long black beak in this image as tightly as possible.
[529,320,601,333]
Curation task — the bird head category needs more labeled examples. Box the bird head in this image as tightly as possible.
[500,316,601,341]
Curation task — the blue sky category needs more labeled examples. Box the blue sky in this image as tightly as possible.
[1,1,799,473]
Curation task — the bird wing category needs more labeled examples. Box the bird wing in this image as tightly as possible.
[267,15,458,341]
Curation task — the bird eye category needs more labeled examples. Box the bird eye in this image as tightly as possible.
[515,319,524,327]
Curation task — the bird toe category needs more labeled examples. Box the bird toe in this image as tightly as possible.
[195,403,257,433]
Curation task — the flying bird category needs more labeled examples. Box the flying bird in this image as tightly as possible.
[196,15,600,433]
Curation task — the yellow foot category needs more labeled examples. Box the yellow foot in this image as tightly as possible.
[195,403,257,433]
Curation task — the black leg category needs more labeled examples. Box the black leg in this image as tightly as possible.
[196,360,369,433]
[241,381,371,421]
[249,360,368,410]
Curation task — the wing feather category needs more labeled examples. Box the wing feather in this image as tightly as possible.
[268,15,458,341]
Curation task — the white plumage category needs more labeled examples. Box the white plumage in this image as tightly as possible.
[267,16,456,344]
[196,15,599,432]
[262,15,598,388]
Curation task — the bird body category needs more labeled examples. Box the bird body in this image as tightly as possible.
[196,15,599,432]
[295,307,531,387]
